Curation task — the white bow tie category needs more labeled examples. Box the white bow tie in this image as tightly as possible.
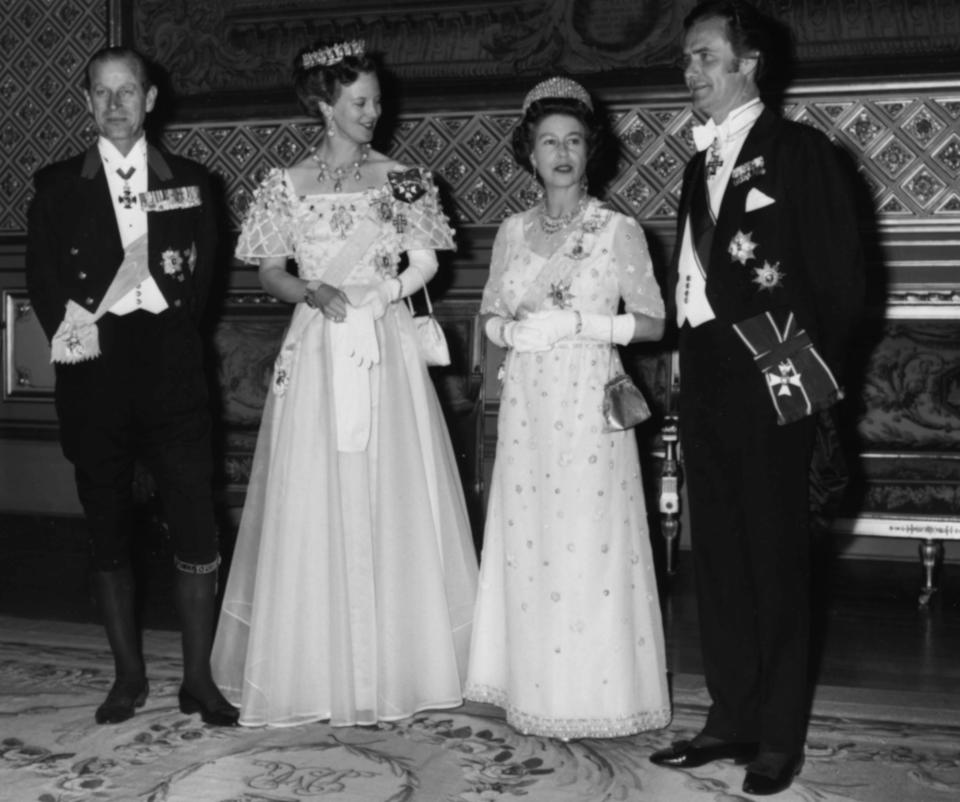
[692,119,720,151]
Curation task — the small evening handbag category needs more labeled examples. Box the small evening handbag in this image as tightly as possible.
[601,344,651,432]
[602,373,651,432]
[406,284,451,367]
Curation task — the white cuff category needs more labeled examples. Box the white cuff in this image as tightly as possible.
[580,313,636,345]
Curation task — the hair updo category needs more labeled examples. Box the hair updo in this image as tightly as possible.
[293,46,378,120]
[511,97,603,180]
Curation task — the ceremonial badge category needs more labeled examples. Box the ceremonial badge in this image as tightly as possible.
[732,156,765,186]
[388,168,426,203]
[768,361,803,396]
[752,260,785,291]
[728,230,758,265]
[139,185,201,212]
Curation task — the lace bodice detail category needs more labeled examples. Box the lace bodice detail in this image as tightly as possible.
[235,167,455,282]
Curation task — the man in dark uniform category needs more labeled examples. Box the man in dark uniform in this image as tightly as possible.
[649,2,863,795]
[26,46,237,726]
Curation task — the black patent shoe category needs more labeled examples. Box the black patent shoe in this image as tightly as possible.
[742,753,804,796]
[650,739,759,769]
[178,685,240,726]
[95,677,149,724]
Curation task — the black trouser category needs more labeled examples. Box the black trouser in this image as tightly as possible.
[679,319,816,756]
[54,309,218,571]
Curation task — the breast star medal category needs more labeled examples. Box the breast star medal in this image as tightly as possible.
[728,230,758,265]
[752,260,785,291]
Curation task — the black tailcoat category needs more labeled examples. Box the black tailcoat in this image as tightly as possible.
[669,107,864,754]
[25,144,220,569]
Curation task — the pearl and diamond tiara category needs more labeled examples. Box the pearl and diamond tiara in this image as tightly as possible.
[521,76,593,113]
[301,39,366,70]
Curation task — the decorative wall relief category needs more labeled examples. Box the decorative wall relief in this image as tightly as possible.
[121,1,960,113]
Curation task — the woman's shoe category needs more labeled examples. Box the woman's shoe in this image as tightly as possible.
[95,677,149,724]
[178,685,239,726]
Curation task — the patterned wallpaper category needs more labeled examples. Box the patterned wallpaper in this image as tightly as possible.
[169,84,960,232]
[3,2,960,238]
[5,84,960,239]
[0,0,106,233]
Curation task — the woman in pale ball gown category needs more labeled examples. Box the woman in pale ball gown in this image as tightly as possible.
[464,77,671,739]
[211,40,478,727]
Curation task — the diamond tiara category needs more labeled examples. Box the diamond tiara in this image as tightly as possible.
[522,77,593,113]
[301,39,366,70]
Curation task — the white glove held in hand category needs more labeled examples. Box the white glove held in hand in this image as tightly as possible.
[343,304,380,367]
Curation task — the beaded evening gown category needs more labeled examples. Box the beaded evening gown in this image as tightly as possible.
[464,199,671,738]
[212,167,478,727]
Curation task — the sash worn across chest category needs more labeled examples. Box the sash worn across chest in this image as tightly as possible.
[516,216,596,314]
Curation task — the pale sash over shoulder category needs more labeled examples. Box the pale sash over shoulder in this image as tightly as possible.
[50,234,149,363]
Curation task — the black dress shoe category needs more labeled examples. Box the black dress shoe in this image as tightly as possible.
[95,677,149,724]
[650,739,759,768]
[178,686,240,726]
[742,754,804,796]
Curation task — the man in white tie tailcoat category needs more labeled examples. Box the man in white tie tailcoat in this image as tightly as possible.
[649,2,864,795]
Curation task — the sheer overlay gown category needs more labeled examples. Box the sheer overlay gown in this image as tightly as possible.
[464,199,671,739]
[212,167,479,727]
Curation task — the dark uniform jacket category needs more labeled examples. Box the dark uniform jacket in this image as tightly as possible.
[26,144,216,343]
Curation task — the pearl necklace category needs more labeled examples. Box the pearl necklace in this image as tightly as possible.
[312,145,370,192]
[538,196,586,234]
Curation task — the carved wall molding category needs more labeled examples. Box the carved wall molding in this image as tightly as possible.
[121,1,960,110]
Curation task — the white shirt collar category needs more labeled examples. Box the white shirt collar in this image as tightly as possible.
[715,98,764,143]
[97,136,147,171]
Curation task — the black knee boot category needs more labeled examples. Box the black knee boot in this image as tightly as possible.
[92,565,149,724]
[174,567,239,726]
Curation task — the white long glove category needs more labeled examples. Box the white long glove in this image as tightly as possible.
[527,310,636,345]
[519,310,579,346]
[506,309,637,347]
[484,315,552,352]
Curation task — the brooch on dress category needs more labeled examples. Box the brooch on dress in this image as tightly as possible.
[388,168,426,203]
[549,280,574,308]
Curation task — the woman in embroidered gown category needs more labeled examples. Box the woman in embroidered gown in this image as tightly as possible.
[211,41,478,727]
[464,78,671,739]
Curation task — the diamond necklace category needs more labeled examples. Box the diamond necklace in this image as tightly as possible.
[312,145,370,192]
[538,196,586,234]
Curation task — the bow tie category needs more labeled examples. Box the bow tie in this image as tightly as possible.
[691,120,720,152]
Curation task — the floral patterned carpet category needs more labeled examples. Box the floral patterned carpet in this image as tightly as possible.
[2,617,959,802]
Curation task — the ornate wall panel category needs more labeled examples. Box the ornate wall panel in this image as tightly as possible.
[0,0,107,234]
[119,1,959,113]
